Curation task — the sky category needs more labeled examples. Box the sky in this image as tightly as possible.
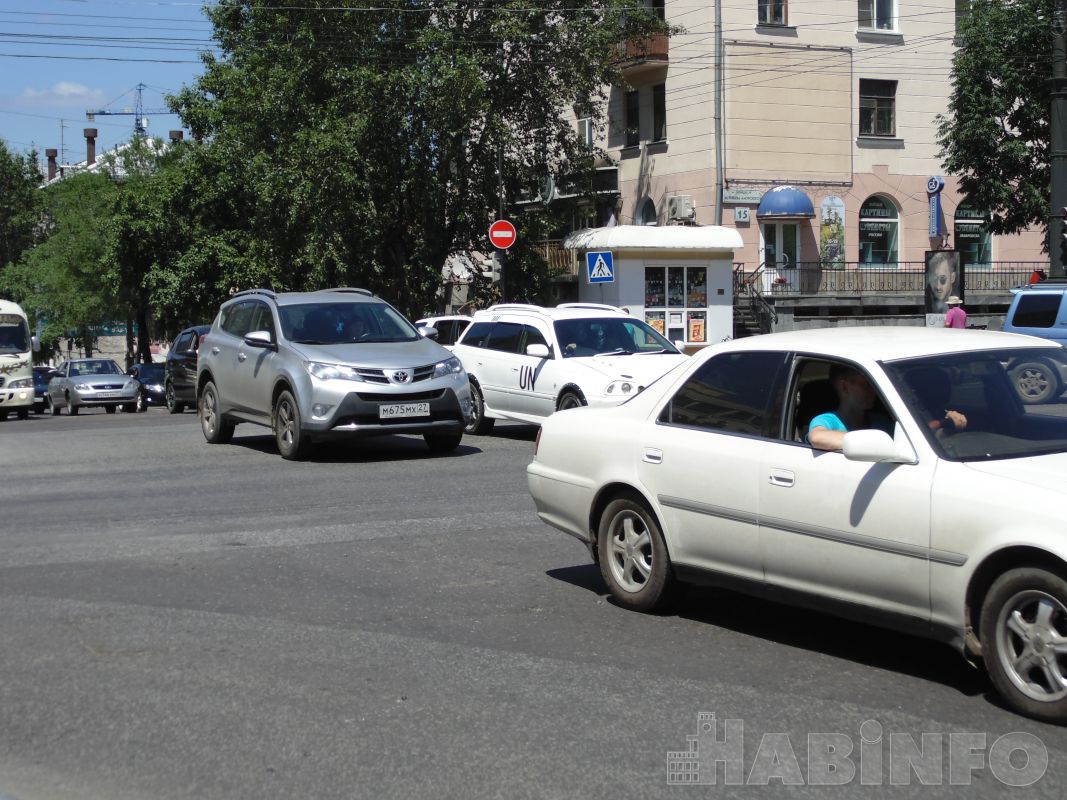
[0,0,213,173]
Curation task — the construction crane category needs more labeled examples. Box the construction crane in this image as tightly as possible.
[85,83,174,138]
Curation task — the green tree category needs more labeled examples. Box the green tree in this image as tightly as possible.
[0,141,42,273]
[2,172,119,356]
[171,0,667,316]
[936,0,1052,237]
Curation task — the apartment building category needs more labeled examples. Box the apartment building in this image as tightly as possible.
[560,0,1044,331]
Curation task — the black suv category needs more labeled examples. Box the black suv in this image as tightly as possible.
[165,325,210,413]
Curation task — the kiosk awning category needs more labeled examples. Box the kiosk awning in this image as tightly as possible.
[756,186,815,218]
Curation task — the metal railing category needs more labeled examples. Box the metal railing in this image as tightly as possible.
[745,262,1048,295]
[534,240,579,278]
[734,262,777,332]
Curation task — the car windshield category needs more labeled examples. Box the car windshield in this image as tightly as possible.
[279,302,419,344]
[0,314,30,354]
[69,359,122,377]
[883,346,1067,461]
[135,365,165,382]
[553,317,677,358]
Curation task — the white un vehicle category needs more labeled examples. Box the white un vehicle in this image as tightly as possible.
[0,299,39,421]
[452,303,687,435]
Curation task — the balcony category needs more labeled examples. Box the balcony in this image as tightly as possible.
[534,240,580,280]
[618,33,669,80]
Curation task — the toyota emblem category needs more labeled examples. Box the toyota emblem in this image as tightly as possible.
[392,370,411,384]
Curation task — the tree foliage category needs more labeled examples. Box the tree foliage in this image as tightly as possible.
[170,0,666,316]
[937,0,1053,238]
[2,172,119,354]
[0,141,42,273]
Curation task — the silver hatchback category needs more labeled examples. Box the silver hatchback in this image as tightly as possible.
[196,288,471,459]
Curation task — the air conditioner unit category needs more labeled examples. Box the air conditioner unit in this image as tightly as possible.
[668,195,695,221]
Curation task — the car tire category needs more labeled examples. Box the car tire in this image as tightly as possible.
[273,390,311,460]
[424,432,462,452]
[981,567,1067,723]
[105,406,116,414]
[464,381,495,435]
[68,397,79,416]
[166,382,185,414]
[199,381,235,444]
[136,393,147,413]
[123,402,137,414]
[1010,360,1062,405]
[16,409,28,420]
[597,496,679,613]
[557,390,585,411]
[0,411,7,421]
[48,396,60,416]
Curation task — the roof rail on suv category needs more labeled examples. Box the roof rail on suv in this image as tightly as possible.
[319,287,375,297]
[483,303,545,313]
[556,303,625,313]
[1015,278,1067,291]
[230,288,277,300]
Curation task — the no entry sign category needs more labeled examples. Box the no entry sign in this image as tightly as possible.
[488,219,517,250]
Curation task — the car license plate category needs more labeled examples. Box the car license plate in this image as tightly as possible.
[96,392,120,398]
[379,402,430,419]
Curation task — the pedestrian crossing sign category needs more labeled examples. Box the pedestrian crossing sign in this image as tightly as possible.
[586,251,614,283]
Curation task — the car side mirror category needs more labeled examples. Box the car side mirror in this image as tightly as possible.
[842,424,917,464]
[526,343,551,359]
[244,330,277,350]
[418,325,439,340]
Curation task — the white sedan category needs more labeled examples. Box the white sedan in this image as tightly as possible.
[528,327,1067,722]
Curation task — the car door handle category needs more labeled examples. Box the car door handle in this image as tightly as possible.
[643,448,663,464]
[237,352,247,362]
[211,347,220,355]
[768,469,795,488]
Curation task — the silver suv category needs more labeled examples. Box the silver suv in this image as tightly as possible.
[196,288,471,459]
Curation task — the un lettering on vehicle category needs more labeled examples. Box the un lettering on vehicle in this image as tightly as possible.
[519,364,538,391]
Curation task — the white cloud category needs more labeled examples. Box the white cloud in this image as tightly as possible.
[22,82,107,108]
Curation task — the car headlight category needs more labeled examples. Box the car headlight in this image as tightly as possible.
[605,379,638,396]
[75,382,91,390]
[149,384,164,391]
[306,361,365,382]
[432,356,464,379]
[7,378,31,389]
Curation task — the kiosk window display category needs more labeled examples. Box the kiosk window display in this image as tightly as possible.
[645,266,709,344]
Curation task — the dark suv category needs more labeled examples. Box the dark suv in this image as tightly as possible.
[165,325,210,413]
[196,288,471,459]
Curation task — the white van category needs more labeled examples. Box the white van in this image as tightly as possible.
[0,299,39,420]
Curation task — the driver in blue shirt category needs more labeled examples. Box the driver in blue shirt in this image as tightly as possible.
[808,365,894,452]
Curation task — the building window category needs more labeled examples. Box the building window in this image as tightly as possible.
[858,0,894,29]
[653,84,667,142]
[635,196,657,226]
[859,79,896,137]
[651,0,665,21]
[759,0,787,25]
[858,195,899,267]
[625,90,640,147]
[954,201,992,270]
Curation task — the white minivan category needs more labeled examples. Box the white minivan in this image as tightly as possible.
[0,299,39,420]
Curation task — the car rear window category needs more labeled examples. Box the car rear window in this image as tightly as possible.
[459,321,494,348]
[1011,294,1063,328]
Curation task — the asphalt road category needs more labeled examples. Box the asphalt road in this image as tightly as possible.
[1,409,1066,799]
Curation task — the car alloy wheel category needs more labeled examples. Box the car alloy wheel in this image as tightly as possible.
[273,390,310,460]
[136,392,146,413]
[67,394,78,415]
[557,390,585,411]
[199,381,235,444]
[981,567,1067,722]
[166,382,185,414]
[1011,361,1061,405]
[597,497,679,612]
[464,382,494,435]
[48,395,60,416]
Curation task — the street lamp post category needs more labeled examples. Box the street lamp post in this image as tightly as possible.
[1050,0,1067,277]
